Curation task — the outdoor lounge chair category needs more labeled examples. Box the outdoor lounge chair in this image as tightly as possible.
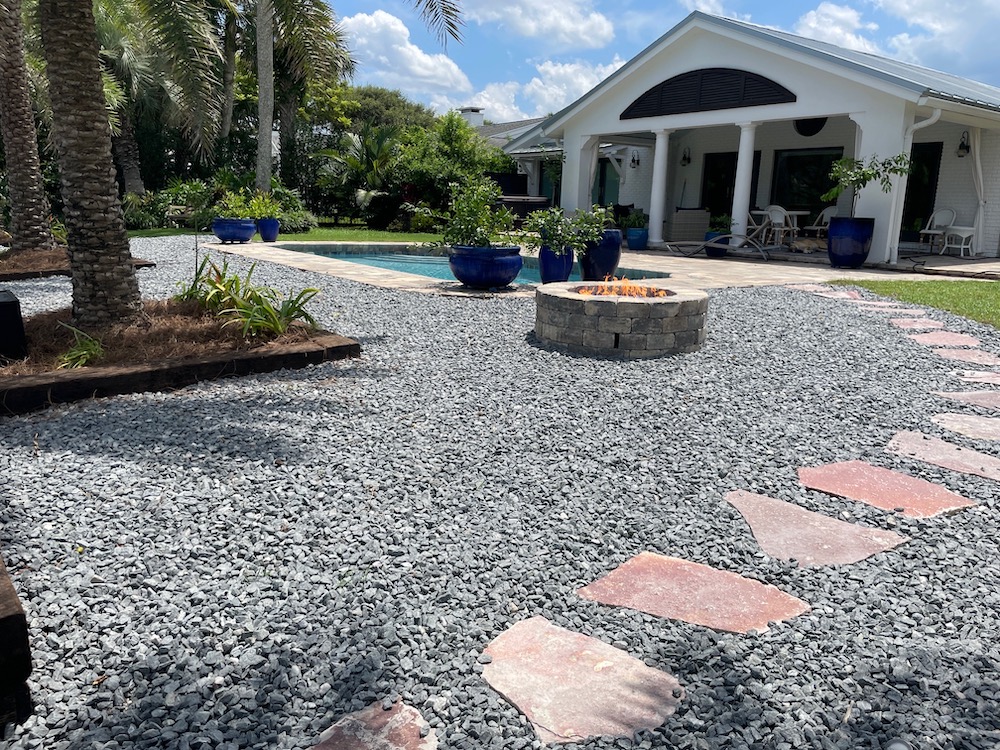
[674,213,775,260]
[919,208,955,252]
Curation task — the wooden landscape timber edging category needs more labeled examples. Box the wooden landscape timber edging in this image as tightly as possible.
[0,555,32,730]
[0,331,360,416]
[0,258,156,282]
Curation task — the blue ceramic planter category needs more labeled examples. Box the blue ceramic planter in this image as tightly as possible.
[704,231,729,258]
[580,229,622,281]
[625,228,649,251]
[827,216,875,268]
[448,245,523,289]
[538,246,574,283]
[257,217,280,242]
[212,217,256,244]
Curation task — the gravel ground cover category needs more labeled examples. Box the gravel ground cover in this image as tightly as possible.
[3,236,1000,750]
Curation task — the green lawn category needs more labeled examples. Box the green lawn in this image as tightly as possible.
[129,226,443,243]
[832,278,1000,328]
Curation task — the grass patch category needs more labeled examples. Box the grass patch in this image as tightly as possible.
[130,226,443,243]
[832,278,1000,327]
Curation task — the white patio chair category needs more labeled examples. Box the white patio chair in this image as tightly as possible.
[941,226,975,257]
[803,206,836,238]
[919,208,955,252]
[764,205,797,245]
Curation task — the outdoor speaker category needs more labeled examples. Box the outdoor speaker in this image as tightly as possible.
[0,290,27,361]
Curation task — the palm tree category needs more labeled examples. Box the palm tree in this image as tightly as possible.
[0,0,54,255]
[255,0,273,192]
[38,0,141,327]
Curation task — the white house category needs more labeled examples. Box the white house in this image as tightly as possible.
[504,11,1000,263]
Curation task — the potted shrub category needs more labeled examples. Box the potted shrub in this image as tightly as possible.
[443,177,522,289]
[704,214,732,258]
[248,191,283,242]
[574,204,621,281]
[521,207,582,283]
[211,191,257,244]
[621,210,650,251]
[820,153,911,268]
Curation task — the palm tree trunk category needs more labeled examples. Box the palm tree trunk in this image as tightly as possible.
[111,112,146,195]
[255,0,274,193]
[0,0,54,254]
[39,0,140,327]
[277,95,297,189]
[220,10,237,141]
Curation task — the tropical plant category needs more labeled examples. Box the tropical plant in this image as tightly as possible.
[56,322,104,369]
[38,0,142,327]
[215,190,253,218]
[708,214,732,232]
[621,210,649,230]
[821,153,912,215]
[247,190,282,219]
[442,177,515,248]
[0,0,55,254]
[520,207,585,257]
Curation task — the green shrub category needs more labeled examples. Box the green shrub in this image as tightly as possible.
[122,192,168,230]
[278,208,318,233]
[57,323,103,369]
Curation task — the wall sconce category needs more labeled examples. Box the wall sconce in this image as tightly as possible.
[680,147,691,167]
[630,149,640,168]
[957,131,971,158]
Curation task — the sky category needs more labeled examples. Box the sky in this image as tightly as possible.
[331,0,1000,123]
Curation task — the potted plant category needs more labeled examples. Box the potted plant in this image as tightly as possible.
[820,153,911,268]
[574,204,621,281]
[443,177,522,289]
[620,210,649,251]
[705,214,732,258]
[521,207,582,283]
[211,191,256,244]
[248,191,283,242]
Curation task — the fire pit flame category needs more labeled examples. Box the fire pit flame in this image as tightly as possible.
[576,277,672,298]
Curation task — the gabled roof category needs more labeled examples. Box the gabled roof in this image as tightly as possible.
[505,11,1000,154]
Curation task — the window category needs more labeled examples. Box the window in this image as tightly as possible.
[770,147,843,210]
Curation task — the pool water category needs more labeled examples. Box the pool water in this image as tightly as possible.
[285,248,668,285]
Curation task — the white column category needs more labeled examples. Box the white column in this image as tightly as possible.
[648,129,672,246]
[730,122,758,237]
[561,135,600,212]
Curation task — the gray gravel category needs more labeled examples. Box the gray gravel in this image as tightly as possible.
[3,235,1000,750]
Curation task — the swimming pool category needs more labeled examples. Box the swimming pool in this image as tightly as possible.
[279,245,669,285]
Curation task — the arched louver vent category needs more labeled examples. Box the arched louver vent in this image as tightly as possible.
[621,68,796,120]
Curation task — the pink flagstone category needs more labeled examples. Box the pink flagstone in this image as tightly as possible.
[798,460,974,518]
[725,490,907,566]
[908,331,981,347]
[954,370,1000,385]
[482,617,683,744]
[312,701,436,750]
[815,290,862,299]
[846,300,901,307]
[577,552,808,634]
[887,430,1000,483]
[890,318,945,330]
[932,413,1000,440]
[933,349,1000,365]
[934,390,1000,410]
[856,306,926,315]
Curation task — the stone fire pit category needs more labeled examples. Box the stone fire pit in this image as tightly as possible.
[535,280,708,358]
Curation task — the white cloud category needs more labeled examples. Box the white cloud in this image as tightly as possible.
[522,56,627,116]
[464,0,613,49]
[431,82,529,122]
[793,2,882,53]
[341,11,472,95]
[679,0,727,13]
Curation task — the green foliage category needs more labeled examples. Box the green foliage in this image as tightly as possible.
[708,214,732,232]
[56,323,103,369]
[215,190,253,219]
[520,207,584,256]
[122,192,167,230]
[345,86,436,131]
[821,153,912,212]
[174,257,320,337]
[442,177,515,248]
[830,279,1000,328]
[621,210,650,230]
[247,191,283,219]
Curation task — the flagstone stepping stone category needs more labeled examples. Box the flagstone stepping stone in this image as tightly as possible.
[846,300,902,307]
[890,318,945,330]
[725,490,907,566]
[815,290,862,299]
[312,701,437,750]
[933,349,1000,365]
[908,331,981,347]
[934,390,1000,410]
[856,306,927,315]
[887,430,1000,483]
[577,552,808,633]
[954,370,1000,385]
[932,413,1000,440]
[798,460,974,518]
[482,616,683,744]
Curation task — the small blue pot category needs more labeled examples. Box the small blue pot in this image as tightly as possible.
[827,217,875,268]
[580,229,622,281]
[212,217,256,244]
[704,231,729,258]
[625,228,649,251]
[257,217,280,242]
[448,245,523,289]
[538,246,574,283]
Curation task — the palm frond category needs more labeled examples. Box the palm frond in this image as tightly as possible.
[409,0,463,45]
